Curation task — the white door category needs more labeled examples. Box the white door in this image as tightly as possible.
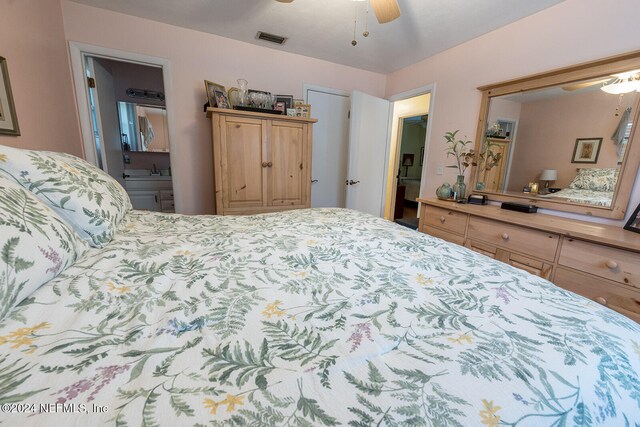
[346,91,391,216]
[307,89,350,208]
[87,57,125,186]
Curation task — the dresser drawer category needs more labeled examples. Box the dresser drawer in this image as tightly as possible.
[559,238,640,287]
[161,200,175,211]
[423,205,467,235]
[554,267,640,322]
[467,216,559,262]
[465,239,553,279]
[423,226,465,246]
[160,190,174,201]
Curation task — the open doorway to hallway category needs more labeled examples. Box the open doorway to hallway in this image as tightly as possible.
[383,92,432,228]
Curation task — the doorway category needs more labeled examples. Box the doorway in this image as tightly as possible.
[69,42,179,213]
[395,114,428,221]
[383,91,433,224]
[305,85,433,220]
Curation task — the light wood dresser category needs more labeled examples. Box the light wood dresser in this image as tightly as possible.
[207,108,317,215]
[417,197,640,322]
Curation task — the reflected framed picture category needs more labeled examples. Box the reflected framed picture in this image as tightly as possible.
[624,202,640,234]
[204,80,225,108]
[0,56,20,136]
[571,137,602,163]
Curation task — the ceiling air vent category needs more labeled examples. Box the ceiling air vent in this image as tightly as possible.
[256,31,287,45]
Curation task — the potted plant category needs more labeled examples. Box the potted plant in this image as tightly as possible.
[444,130,475,200]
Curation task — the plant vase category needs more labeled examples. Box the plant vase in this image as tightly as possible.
[453,175,466,201]
[436,183,453,200]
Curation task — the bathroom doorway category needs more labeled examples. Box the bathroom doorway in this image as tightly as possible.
[70,43,178,213]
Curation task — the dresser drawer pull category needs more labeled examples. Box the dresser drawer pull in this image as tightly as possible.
[595,296,608,306]
[605,260,618,270]
[501,233,509,241]
[262,162,268,168]
[439,216,446,223]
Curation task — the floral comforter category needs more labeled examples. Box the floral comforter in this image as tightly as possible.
[1,208,639,426]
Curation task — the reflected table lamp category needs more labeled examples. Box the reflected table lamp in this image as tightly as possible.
[540,169,558,193]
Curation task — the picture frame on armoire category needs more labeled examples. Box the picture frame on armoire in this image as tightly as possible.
[0,56,20,136]
[624,202,640,234]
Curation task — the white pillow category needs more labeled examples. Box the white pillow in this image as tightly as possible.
[0,144,131,248]
[0,177,87,320]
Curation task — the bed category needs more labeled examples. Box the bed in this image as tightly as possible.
[1,146,639,426]
[545,167,619,207]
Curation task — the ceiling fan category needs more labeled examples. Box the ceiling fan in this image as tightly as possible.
[562,70,640,94]
[275,0,401,24]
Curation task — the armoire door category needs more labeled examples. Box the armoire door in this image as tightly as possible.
[220,116,267,209]
[267,121,307,207]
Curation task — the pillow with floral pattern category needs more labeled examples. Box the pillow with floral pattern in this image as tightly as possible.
[0,145,131,248]
[0,176,87,320]
[567,167,619,192]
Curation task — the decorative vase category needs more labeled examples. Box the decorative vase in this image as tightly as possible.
[453,175,466,201]
[237,79,248,106]
[436,183,453,200]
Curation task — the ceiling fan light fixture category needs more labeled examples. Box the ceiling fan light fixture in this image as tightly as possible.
[601,70,640,94]
[370,0,401,24]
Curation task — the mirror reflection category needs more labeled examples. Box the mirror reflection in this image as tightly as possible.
[477,72,638,208]
[117,102,169,152]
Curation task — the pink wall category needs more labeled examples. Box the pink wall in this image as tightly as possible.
[0,0,82,156]
[386,0,640,226]
[507,90,635,191]
[61,0,387,214]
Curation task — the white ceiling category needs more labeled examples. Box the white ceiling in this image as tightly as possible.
[70,0,565,74]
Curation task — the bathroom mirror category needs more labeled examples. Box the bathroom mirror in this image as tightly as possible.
[470,51,640,219]
[117,102,169,153]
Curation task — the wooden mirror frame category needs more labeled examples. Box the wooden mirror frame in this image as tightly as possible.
[470,50,640,219]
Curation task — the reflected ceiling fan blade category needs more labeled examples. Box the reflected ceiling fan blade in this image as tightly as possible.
[562,78,611,91]
[275,0,294,2]
[370,0,401,23]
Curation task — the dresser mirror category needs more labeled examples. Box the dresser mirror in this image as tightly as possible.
[471,51,640,219]
[117,102,169,153]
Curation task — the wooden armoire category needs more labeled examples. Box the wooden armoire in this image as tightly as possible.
[207,108,317,215]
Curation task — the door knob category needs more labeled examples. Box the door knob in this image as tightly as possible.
[349,180,360,185]
[262,162,268,168]
[311,179,318,183]
[267,161,273,167]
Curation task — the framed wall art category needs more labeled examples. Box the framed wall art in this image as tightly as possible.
[0,56,20,136]
[571,137,602,164]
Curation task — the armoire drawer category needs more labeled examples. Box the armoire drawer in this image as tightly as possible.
[422,205,468,235]
[559,238,640,288]
[423,226,465,246]
[467,216,559,262]
[554,267,640,322]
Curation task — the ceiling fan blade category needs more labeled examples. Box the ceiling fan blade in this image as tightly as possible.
[562,78,611,91]
[370,0,401,24]
[275,0,294,3]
